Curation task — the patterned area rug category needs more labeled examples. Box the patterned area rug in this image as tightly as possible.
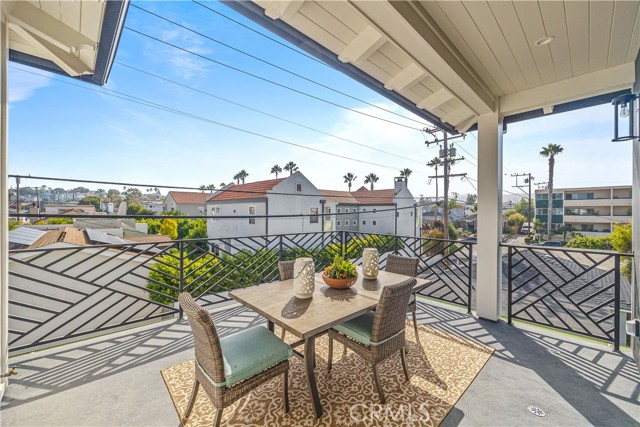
[161,323,494,426]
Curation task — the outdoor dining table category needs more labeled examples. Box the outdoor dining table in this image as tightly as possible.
[228,266,431,418]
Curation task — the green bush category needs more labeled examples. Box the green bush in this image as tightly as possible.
[565,234,611,250]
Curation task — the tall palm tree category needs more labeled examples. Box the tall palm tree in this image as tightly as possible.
[237,170,249,184]
[364,173,379,190]
[271,164,283,179]
[343,172,357,191]
[199,185,206,193]
[540,143,564,240]
[205,184,216,191]
[233,173,240,185]
[283,161,299,176]
[427,157,440,202]
[220,182,226,188]
[399,168,413,186]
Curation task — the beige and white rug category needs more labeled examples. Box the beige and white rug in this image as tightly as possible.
[161,323,494,426]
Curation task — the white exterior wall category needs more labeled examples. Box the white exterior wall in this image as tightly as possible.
[359,205,395,234]
[265,172,323,235]
[394,185,418,237]
[206,200,267,239]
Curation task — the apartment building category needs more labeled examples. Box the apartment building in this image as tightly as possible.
[535,185,632,235]
[163,191,211,216]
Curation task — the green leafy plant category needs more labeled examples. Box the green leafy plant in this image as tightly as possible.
[324,255,357,279]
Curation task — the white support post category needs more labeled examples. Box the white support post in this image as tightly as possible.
[632,98,640,366]
[0,5,10,398]
[475,111,503,321]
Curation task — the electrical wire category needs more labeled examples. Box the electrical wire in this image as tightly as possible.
[124,26,425,132]
[130,3,432,129]
[115,62,425,166]
[10,66,427,173]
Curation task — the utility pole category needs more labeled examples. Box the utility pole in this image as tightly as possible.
[511,173,534,233]
[15,176,19,218]
[425,129,467,240]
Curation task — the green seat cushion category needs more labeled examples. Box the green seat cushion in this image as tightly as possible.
[219,326,292,386]
[333,311,376,346]
[409,293,416,303]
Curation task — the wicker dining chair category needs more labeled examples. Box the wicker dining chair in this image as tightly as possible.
[178,293,292,427]
[277,260,295,339]
[327,277,416,403]
[385,254,420,334]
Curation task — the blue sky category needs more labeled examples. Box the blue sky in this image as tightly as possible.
[7,1,632,200]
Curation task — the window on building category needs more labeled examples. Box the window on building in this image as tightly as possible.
[362,208,366,212]
[373,208,376,212]
[211,207,220,220]
[362,220,367,225]
[296,184,302,192]
[249,206,256,224]
[337,220,341,226]
[337,208,341,213]
[324,207,331,214]
[372,220,377,226]
[345,208,349,213]
[310,207,319,223]
[352,220,357,226]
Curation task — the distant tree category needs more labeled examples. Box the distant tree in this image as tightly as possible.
[219,182,226,188]
[283,161,299,176]
[124,188,143,205]
[137,218,161,234]
[507,212,526,234]
[8,221,17,231]
[47,217,73,225]
[159,218,178,240]
[237,170,249,184]
[270,164,283,179]
[343,172,357,191]
[186,219,208,240]
[399,168,412,186]
[107,189,121,203]
[199,185,206,192]
[427,157,440,201]
[466,194,477,205]
[557,224,574,243]
[127,203,155,217]
[513,198,535,221]
[540,143,564,240]
[205,184,216,191]
[78,196,101,211]
[565,234,611,250]
[610,224,632,280]
[364,173,379,190]
[233,173,240,185]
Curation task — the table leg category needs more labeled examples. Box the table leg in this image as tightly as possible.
[267,320,274,333]
[304,336,323,418]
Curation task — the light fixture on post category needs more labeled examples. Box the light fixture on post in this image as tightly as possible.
[612,93,639,142]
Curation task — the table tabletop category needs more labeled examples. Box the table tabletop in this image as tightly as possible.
[229,268,430,339]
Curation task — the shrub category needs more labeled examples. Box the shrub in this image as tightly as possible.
[565,234,611,250]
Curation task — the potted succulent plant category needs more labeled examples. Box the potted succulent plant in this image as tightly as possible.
[322,255,358,289]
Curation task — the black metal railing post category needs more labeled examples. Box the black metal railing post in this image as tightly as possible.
[178,240,184,320]
[614,255,621,351]
[394,235,400,255]
[278,235,284,260]
[467,243,473,313]
[507,245,513,325]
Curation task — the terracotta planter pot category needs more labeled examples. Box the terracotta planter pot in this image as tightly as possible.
[322,272,357,289]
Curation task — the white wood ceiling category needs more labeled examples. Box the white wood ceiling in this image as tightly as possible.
[6,0,106,76]
[254,0,640,132]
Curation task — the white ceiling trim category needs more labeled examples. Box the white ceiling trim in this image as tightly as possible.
[264,0,303,21]
[500,62,636,117]
[337,25,386,66]
[383,63,427,92]
[417,88,453,111]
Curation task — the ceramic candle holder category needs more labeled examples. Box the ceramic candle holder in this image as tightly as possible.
[362,248,379,279]
[293,257,315,299]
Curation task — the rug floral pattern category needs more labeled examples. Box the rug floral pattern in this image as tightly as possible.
[161,323,494,426]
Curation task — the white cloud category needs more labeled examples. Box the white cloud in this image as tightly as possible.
[8,66,51,103]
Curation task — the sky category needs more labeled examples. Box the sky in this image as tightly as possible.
[7,1,633,202]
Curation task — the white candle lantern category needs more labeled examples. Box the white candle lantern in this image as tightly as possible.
[362,248,379,279]
[293,257,315,299]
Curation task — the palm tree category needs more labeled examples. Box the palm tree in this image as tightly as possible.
[199,185,206,192]
[399,168,413,186]
[540,143,564,240]
[283,161,299,176]
[364,173,379,190]
[427,157,440,201]
[219,182,226,188]
[205,184,216,191]
[237,170,249,184]
[271,164,283,179]
[233,173,240,185]
[343,172,357,191]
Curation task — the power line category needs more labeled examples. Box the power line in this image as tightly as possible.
[9,174,425,201]
[116,62,425,166]
[124,26,425,132]
[130,3,431,129]
[11,66,427,173]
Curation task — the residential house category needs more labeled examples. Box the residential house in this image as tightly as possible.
[206,171,323,240]
[163,191,211,216]
[535,186,632,235]
[43,204,96,215]
[320,177,418,236]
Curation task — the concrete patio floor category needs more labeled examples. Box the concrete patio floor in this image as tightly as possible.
[1,298,638,426]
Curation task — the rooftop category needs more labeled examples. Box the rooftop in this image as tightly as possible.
[207,178,285,202]
[319,187,397,205]
[165,191,213,205]
[1,299,638,426]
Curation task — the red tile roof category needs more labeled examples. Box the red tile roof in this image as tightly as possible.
[208,179,285,202]
[166,191,210,205]
[319,190,358,204]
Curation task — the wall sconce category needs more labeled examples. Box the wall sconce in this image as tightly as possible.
[612,93,639,142]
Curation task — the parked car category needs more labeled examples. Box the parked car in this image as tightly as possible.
[520,225,531,235]
[537,241,562,247]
